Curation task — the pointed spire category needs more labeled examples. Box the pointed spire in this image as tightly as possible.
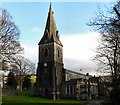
[46,3,56,37]
[39,4,62,46]
[49,2,52,12]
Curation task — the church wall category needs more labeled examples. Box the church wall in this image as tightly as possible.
[54,42,63,63]
[39,42,63,64]
[37,41,64,99]
[61,81,76,99]
[39,43,54,62]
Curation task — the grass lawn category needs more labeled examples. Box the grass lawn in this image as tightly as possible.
[2,95,88,105]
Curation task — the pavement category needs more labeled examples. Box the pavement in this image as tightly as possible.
[87,99,104,105]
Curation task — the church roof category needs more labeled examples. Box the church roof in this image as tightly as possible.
[39,3,62,46]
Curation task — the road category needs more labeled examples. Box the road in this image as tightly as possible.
[87,99,104,105]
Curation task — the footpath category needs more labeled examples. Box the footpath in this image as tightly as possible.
[87,99,104,105]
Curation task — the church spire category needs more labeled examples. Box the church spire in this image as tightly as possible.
[39,4,62,46]
[49,2,52,12]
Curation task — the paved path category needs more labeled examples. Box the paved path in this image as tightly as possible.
[87,99,104,105]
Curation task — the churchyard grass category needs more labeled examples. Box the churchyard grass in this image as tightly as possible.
[2,95,88,104]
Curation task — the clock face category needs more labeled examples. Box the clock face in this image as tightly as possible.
[44,63,47,67]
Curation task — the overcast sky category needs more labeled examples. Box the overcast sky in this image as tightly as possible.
[2,2,113,75]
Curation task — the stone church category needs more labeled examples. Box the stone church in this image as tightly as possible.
[36,4,99,100]
[36,4,65,100]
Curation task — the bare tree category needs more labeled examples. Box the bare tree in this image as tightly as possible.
[88,2,120,104]
[11,55,35,91]
[0,8,23,71]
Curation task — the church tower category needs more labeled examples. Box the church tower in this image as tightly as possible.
[36,4,64,100]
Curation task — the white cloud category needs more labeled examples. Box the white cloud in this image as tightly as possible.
[64,58,97,76]
[22,32,100,75]
[61,32,100,75]
[61,32,100,60]
[21,43,38,64]
[31,27,41,33]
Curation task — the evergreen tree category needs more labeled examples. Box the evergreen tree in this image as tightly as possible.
[6,71,17,89]
[22,75,31,90]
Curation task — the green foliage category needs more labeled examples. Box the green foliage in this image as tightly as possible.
[6,72,17,89]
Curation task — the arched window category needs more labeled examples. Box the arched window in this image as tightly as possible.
[57,49,60,57]
[44,48,49,57]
